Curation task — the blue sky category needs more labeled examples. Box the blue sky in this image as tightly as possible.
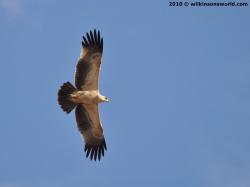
[0,0,250,187]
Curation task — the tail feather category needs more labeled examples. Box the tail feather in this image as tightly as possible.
[58,82,77,113]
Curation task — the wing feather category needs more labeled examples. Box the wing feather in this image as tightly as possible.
[82,36,89,47]
[97,30,101,45]
[86,32,91,45]
[93,30,98,44]
[90,30,95,44]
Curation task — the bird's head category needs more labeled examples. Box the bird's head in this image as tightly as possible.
[100,95,110,103]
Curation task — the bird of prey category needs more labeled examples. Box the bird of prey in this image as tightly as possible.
[57,29,109,161]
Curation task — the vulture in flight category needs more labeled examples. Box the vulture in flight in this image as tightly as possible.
[58,29,109,161]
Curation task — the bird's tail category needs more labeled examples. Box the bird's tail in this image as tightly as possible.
[58,82,77,113]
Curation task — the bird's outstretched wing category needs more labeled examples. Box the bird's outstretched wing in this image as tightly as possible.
[75,104,107,161]
[75,29,103,91]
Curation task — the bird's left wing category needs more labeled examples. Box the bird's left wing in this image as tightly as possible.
[75,30,103,91]
[75,104,107,161]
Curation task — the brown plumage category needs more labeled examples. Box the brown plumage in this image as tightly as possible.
[58,29,109,161]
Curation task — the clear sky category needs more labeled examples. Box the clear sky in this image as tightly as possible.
[0,0,250,187]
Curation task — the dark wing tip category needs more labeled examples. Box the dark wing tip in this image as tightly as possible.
[86,147,91,158]
[93,29,98,44]
[103,139,107,150]
[90,30,94,44]
[90,148,95,160]
[82,36,89,47]
[94,147,98,161]
[84,140,107,161]
[82,29,103,53]
[100,37,103,53]
[97,30,101,45]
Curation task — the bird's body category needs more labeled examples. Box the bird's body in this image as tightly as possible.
[57,30,109,161]
[70,90,106,104]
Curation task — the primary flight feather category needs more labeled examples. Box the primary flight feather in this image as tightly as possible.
[57,29,109,161]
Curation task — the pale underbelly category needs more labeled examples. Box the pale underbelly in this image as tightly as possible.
[70,90,99,104]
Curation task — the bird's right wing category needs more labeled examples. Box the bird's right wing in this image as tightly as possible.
[75,104,107,161]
